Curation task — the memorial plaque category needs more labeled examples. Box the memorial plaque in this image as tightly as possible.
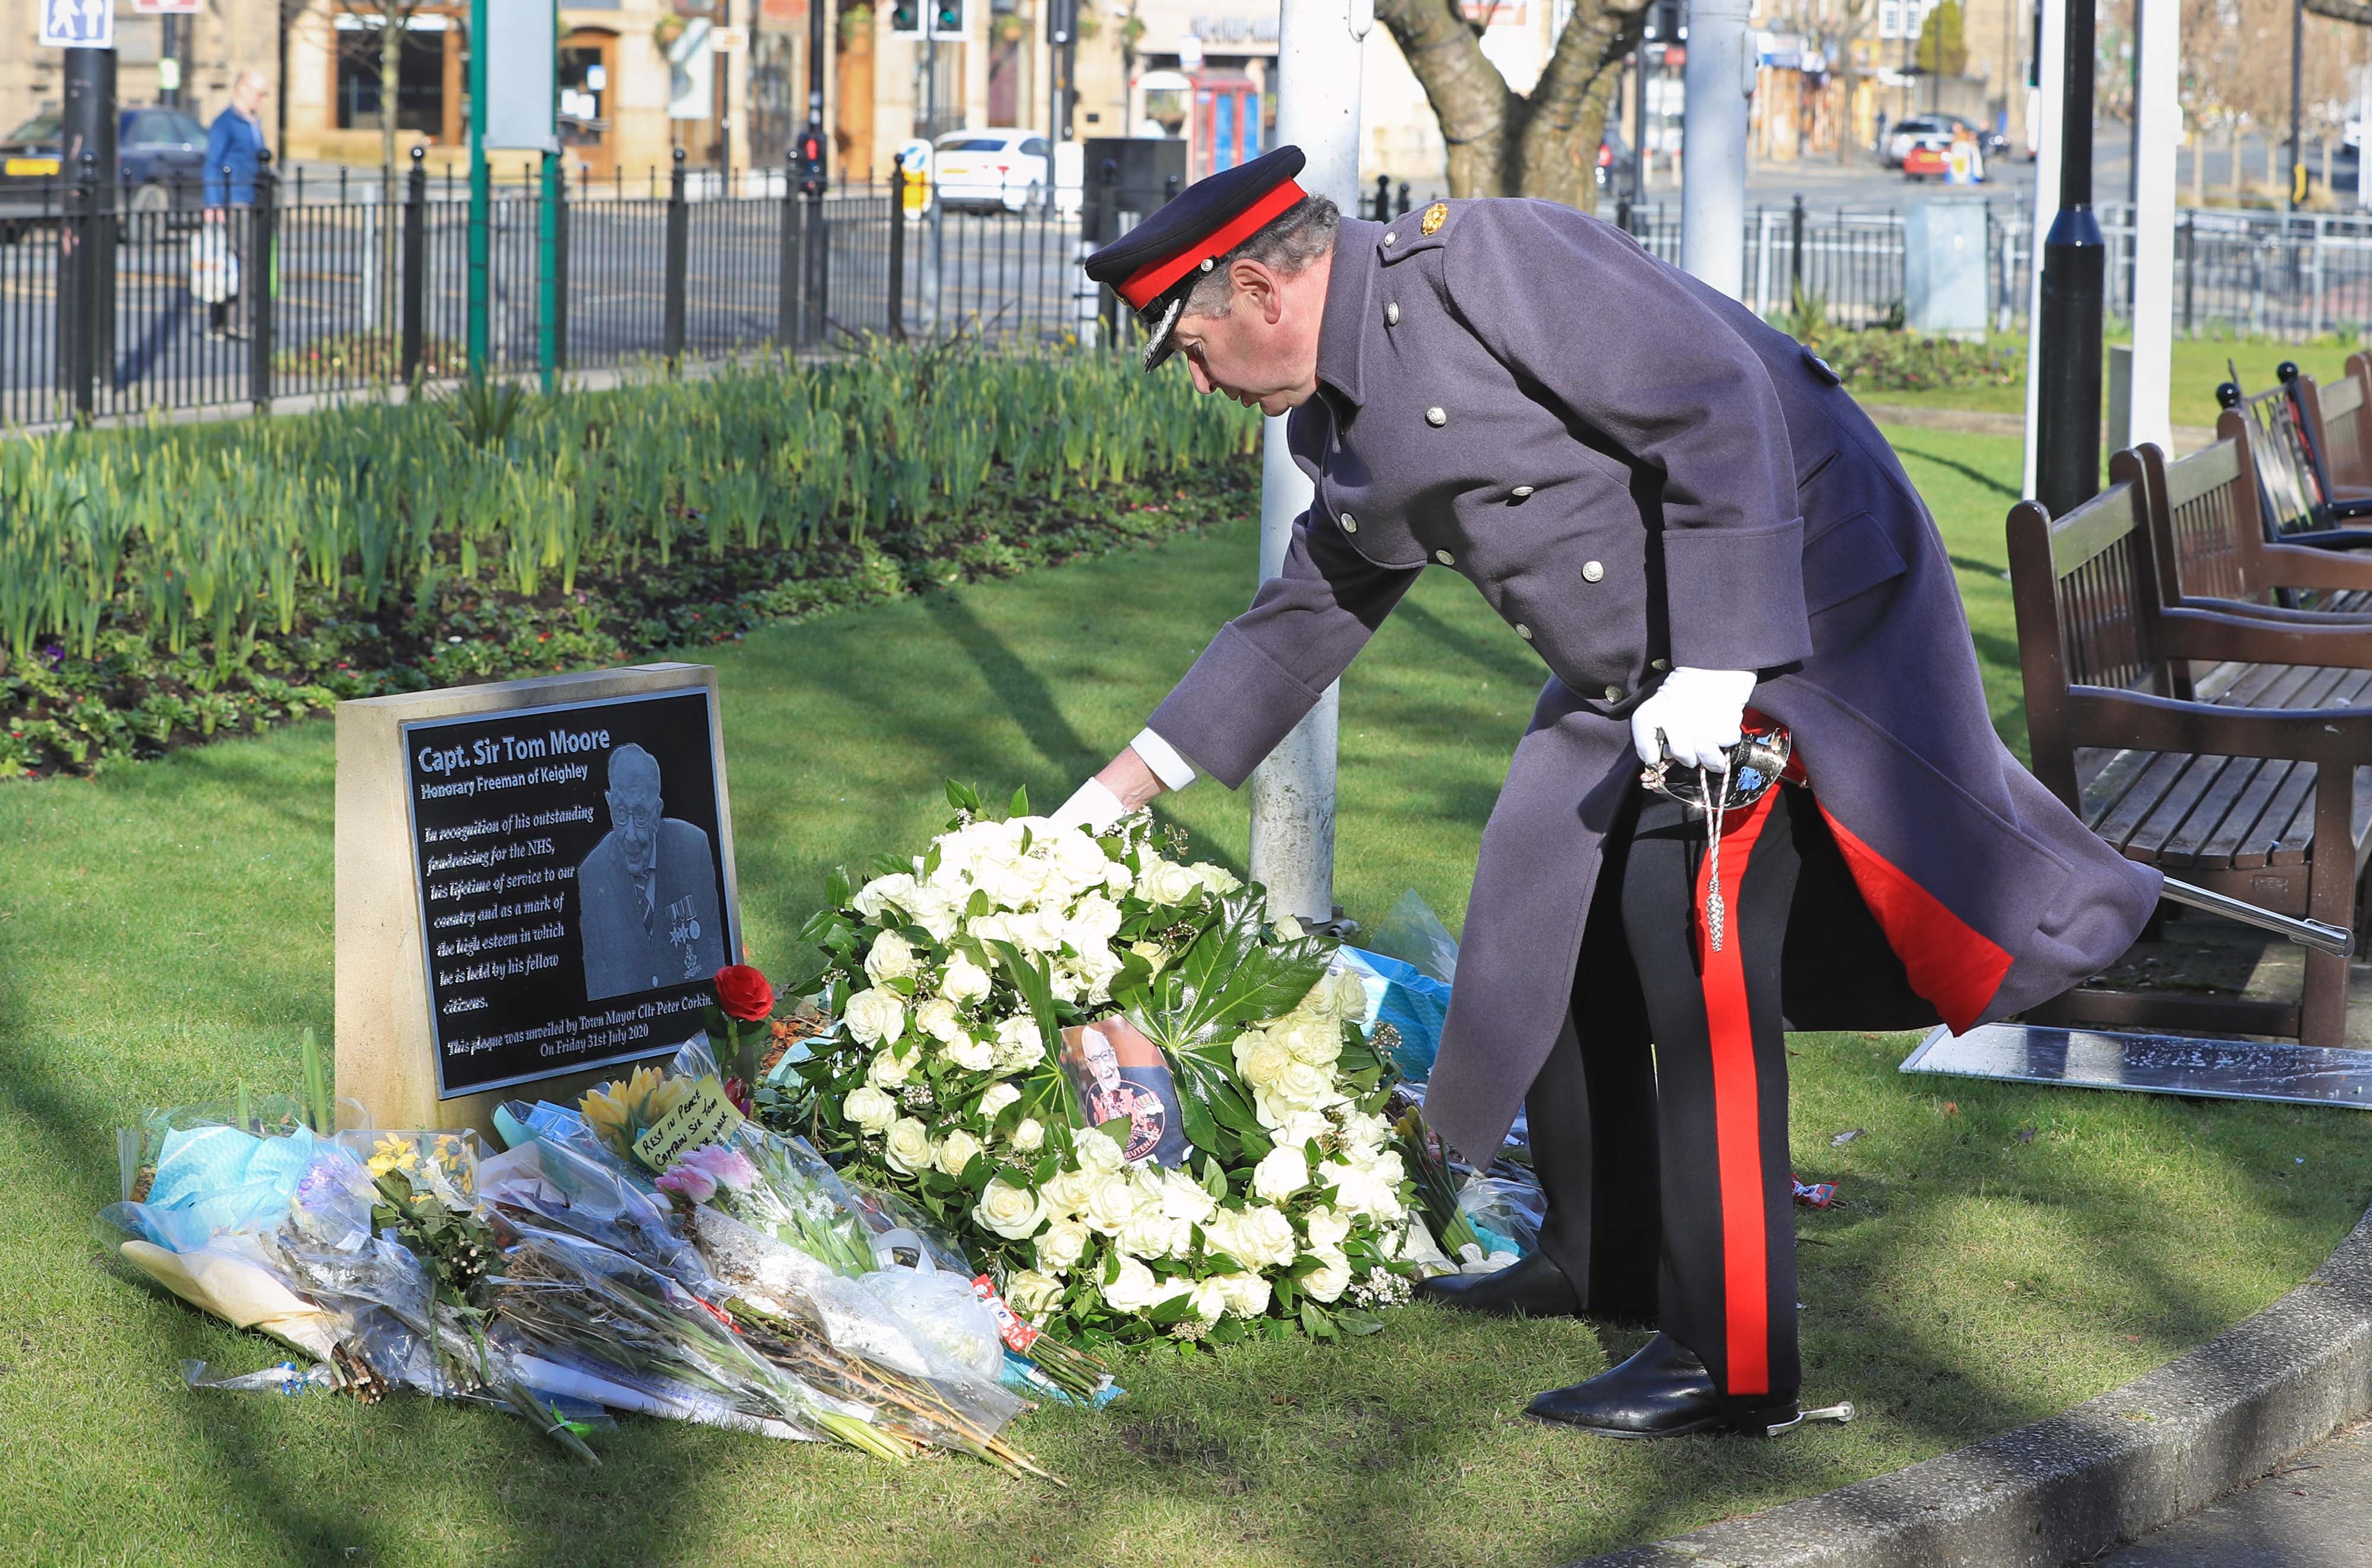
[337,665,742,1133]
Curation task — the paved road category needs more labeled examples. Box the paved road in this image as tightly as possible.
[2091,1420,2372,1566]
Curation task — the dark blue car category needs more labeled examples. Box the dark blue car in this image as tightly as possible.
[0,104,211,241]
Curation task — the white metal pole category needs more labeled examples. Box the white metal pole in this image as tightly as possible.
[2127,0,2177,455]
[1679,0,1754,297]
[2023,0,2067,499]
[2360,60,2372,212]
[1249,0,1368,925]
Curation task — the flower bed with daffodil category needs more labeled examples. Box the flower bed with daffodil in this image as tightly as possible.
[771,783,1417,1348]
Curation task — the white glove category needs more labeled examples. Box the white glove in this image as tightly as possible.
[1630,667,1756,773]
[1048,777,1128,835]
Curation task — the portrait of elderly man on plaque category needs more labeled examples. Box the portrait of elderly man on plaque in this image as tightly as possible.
[1058,1017,1190,1168]
[577,742,728,999]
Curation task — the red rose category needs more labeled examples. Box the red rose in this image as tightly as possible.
[713,964,776,1022]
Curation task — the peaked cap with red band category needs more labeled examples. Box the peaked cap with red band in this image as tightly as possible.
[1083,145,1311,370]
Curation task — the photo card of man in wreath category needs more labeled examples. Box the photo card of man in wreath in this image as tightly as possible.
[1057,1017,1191,1168]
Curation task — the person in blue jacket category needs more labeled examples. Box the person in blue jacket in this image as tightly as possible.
[201,70,270,339]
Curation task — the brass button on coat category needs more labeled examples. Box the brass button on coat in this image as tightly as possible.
[1385,302,1400,325]
[1382,231,1398,247]
[1339,513,1358,534]
[1510,485,1535,498]
[1515,623,1533,640]
[1652,657,1670,672]
[1434,550,1455,566]
[1604,685,1624,702]
[1424,406,1448,427]
[1582,560,1605,583]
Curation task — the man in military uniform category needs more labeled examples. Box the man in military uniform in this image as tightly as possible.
[1049,148,2158,1438]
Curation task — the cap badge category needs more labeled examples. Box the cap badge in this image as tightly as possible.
[1420,202,1448,236]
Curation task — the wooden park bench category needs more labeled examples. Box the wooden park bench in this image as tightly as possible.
[2217,363,2372,547]
[2141,416,2372,623]
[2008,446,2372,1048]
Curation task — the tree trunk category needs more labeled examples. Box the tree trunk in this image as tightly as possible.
[1374,0,1647,210]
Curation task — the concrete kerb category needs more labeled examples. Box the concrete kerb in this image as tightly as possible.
[1572,1202,2372,1568]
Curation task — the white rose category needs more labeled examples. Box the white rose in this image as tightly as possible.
[1273,1110,1332,1151]
[903,888,961,943]
[842,1084,898,1133]
[977,1081,1021,1121]
[1236,1205,1299,1268]
[940,951,993,1004]
[967,912,1013,945]
[943,1032,998,1073]
[843,988,907,1048]
[1129,939,1167,972]
[1010,1117,1046,1153]
[974,1178,1049,1240]
[1187,1279,1229,1324]
[1118,1209,1175,1259]
[1215,1270,1272,1319]
[1158,1167,1219,1225]
[936,1130,986,1177]
[1102,858,1134,895]
[1051,831,1113,892]
[1035,1217,1090,1272]
[991,1014,1045,1070]
[1302,1246,1352,1303]
[1281,1021,1343,1067]
[1066,894,1124,943]
[1005,1267,1065,1320]
[1270,912,1305,941]
[865,1044,917,1087]
[1136,860,1203,906]
[1042,1169,1097,1217]
[914,996,964,1043]
[1007,907,1064,954]
[1328,969,1371,1026]
[882,1117,934,1176]
[1194,863,1242,896]
[1252,1144,1309,1203]
[1302,1204,1352,1251]
[1337,1110,1390,1157]
[1072,1125,1126,1174]
[852,873,917,922]
[864,930,919,984]
[1084,1171,1143,1236]
[1241,1039,1292,1088]
[1273,1059,1334,1108]
[1099,1255,1159,1314]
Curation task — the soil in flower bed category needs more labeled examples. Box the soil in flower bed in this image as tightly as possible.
[1,447,1258,781]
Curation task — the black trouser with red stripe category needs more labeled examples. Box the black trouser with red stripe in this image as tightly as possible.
[1528,782,1804,1400]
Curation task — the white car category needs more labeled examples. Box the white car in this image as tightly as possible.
[932,129,1053,212]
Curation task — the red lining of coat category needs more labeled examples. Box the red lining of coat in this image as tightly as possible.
[1815,804,2013,1033]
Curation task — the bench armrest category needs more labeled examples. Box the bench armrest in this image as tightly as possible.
[2256,539,2372,592]
[2065,687,2372,764]
[2157,605,2372,668]
[2277,527,2372,551]
[2329,496,2372,522]
[2175,593,2372,625]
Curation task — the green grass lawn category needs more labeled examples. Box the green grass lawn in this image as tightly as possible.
[1850,336,2365,430]
[2,424,2367,1566]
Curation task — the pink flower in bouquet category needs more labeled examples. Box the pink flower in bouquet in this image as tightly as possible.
[679,1142,759,1193]
[655,1163,719,1205]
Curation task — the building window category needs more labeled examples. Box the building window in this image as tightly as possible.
[334,15,451,135]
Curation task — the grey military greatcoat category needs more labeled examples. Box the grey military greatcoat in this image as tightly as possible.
[1144,200,2160,1163]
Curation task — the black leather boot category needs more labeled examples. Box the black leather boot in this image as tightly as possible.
[1414,1253,1582,1318]
[1526,1332,1799,1439]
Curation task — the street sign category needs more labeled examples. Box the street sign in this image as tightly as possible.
[483,0,558,152]
[41,0,114,48]
[130,0,202,14]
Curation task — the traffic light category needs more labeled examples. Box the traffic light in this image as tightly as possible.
[890,0,922,37]
[933,0,967,38]
[796,130,827,197]
[1646,0,1682,41]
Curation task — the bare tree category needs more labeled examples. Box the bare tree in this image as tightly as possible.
[332,0,439,180]
[1832,0,1877,164]
[1373,0,1651,209]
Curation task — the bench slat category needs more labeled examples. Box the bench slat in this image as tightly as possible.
[2161,438,2242,512]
